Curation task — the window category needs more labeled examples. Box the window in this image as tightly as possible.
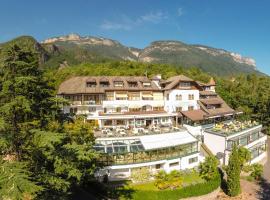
[189,157,198,164]
[250,132,259,142]
[86,82,96,88]
[175,94,182,100]
[180,82,191,88]
[142,92,153,100]
[143,82,151,87]
[188,94,194,100]
[100,81,109,87]
[169,162,179,167]
[153,107,163,111]
[205,86,210,91]
[116,107,121,113]
[176,107,182,112]
[239,137,248,146]
[104,120,113,126]
[89,107,96,112]
[128,81,138,87]
[116,120,125,125]
[106,92,114,100]
[115,92,128,100]
[70,107,77,114]
[188,106,194,111]
[114,81,124,87]
[155,164,161,169]
[128,92,140,100]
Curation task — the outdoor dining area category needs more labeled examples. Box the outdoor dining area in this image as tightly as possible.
[211,120,260,135]
[94,124,184,138]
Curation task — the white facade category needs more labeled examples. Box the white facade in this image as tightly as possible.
[203,125,267,165]
[104,153,202,181]
[164,90,200,113]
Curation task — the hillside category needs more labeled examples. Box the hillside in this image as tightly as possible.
[0,34,264,76]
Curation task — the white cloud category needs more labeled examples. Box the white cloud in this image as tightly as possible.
[100,20,132,31]
[140,11,168,24]
[100,11,168,31]
[177,8,184,16]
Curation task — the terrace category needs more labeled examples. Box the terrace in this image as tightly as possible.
[205,120,261,136]
[94,125,186,138]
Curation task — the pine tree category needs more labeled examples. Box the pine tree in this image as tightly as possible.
[0,44,98,199]
[226,145,241,196]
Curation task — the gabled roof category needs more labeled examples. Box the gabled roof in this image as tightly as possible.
[181,109,208,121]
[198,96,235,117]
[57,76,160,94]
[196,77,216,87]
[200,98,224,105]
[162,75,194,90]
[199,91,217,96]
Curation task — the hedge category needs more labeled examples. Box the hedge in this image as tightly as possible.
[128,175,221,200]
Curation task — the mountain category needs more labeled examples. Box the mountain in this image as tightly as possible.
[0,34,263,76]
[138,41,258,75]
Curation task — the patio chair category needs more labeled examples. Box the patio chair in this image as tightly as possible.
[107,131,113,136]
[119,131,126,136]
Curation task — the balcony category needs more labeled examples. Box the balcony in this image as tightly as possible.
[69,100,102,106]
[102,100,164,108]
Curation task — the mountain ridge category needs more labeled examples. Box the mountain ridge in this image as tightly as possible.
[0,34,264,76]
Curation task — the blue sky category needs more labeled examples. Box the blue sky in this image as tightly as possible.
[0,0,269,75]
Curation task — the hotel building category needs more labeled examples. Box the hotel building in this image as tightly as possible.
[57,74,267,181]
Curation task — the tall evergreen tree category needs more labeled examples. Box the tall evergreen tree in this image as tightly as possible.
[226,145,241,197]
[0,44,98,199]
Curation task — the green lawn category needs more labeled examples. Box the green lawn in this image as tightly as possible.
[86,170,220,200]
[115,170,218,200]
[130,170,203,191]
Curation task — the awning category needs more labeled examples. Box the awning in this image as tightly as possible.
[153,92,163,100]
[115,93,128,98]
[140,132,197,150]
[142,94,153,98]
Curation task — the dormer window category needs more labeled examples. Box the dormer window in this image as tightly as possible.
[100,81,109,87]
[179,82,191,88]
[114,81,124,87]
[86,81,96,88]
[128,81,138,88]
[143,82,151,87]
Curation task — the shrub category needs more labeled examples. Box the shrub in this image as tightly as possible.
[154,170,183,190]
[242,164,253,173]
[226,145,241,197]
[250,163,263,180]
[131,167,151,183]
[199,156,219,181]
[238,147,251,169]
